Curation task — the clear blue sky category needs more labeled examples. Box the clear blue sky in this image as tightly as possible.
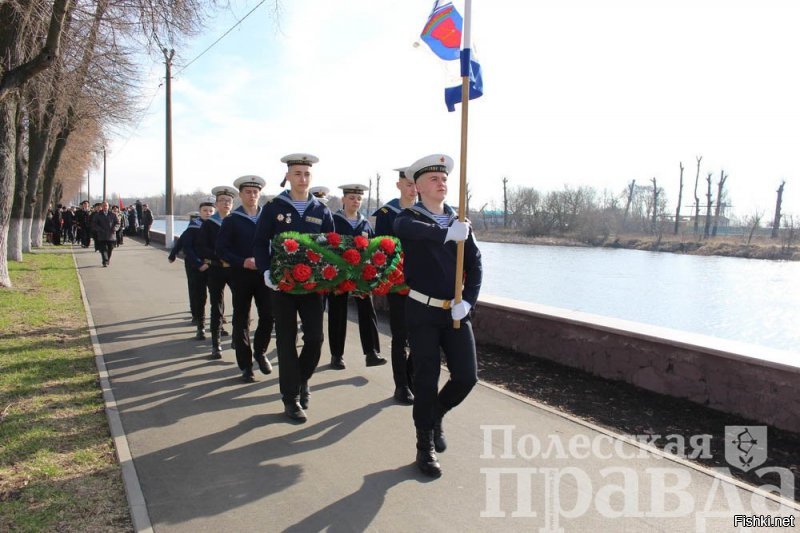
[104,0,800,220]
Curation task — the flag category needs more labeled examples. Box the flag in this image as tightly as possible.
[445,48,483,112]
[118,198,124,209]
[420,1,462,61]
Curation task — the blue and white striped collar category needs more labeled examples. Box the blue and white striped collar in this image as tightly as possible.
[373,198,402,216]
[208,212,224,226]
[409,203,455,225]
[334,209,365,225]
[231,205,261,223]
[274,190,314,210]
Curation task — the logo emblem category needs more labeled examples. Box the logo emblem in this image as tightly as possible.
[725,426,767,472]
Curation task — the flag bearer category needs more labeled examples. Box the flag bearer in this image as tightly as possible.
[253,153,334,422]
[196,186,236,359]
[373,167,417,405]
[393,154,482,478]
[216,175,274,383]
[327,183,387,371]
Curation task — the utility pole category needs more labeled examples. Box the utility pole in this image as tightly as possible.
[87,169,91,205]
[102,146,107,202]
[375,172,381,208]
[366,177,373,215]
[163,48,176,246]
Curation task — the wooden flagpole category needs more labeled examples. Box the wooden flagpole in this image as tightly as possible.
[453,0,472,329]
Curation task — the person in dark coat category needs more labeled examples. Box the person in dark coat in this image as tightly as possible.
[327,183,386,370]
[196,185,235,359]
[393,154,482,478]
[77,200,91,247]
[372,167,418,405]
[91,201,119,267]
[51,204,62,245]
[217,175,274,383]
[253,153,334,422]
[140,203,154,245]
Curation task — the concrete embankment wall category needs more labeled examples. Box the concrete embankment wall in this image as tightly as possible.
[470,295,800,434]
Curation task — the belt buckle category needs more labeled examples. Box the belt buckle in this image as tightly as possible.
[442,299,451,310]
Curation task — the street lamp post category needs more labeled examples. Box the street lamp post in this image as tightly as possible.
[163,47,175,247]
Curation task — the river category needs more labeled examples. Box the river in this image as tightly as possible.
[153,220,799,353]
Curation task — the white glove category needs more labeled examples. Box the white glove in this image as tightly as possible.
[450,300,472,321]
[444,220,470,243]
[264,270,278,290]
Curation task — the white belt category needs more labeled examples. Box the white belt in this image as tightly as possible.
[408,289,451,309]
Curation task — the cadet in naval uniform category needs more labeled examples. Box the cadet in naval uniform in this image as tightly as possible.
[196,186,235,360]
[253,153,334,422]
[309,185,330,205]
[373,167,417,405]
[393,154,482,478]
[216,175,275,383]
[327,184,387,370]
[169,201,213,340]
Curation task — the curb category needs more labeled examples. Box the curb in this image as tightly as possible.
[72,251,154,533]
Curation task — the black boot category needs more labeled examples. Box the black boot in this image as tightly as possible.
[416,429,442,478]
[255,353,272,375]
[365,352,387,367]
[195,322,206,340]
[210,331,222,360]
[284,400,307,422]
[300,381,310,410]
[330,355,346,370]
[433,403,448,453]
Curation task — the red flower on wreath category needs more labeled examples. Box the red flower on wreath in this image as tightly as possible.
[362,264,377,281]
[371,251,387,266]
[379,238,396,255]
[354,236,369,250]
[342,248,361,265]
[388,268,404,285]
[306,250,321,263]
[326,232,342,247]
[373,281,392,296]
[283,239,299,253]
[292,263,312,282]
[396,287,410,295]
[302,281,318,290]
[322,264,338,280]
[278,278,295,291]
[338,279,357,293]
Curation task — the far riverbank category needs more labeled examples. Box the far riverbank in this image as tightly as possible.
[478,228,800,261]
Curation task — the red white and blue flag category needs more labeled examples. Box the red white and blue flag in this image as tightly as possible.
[420,1,463,61]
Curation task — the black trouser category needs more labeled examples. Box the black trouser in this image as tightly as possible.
[406,298,478,431]
[143,224,151,244]
[230,268,273,372]
[207,265,231,335]
[272,291,324,403]
[388,292,413,388]
[327,293,380,359]
[98,240,115,265]
[80,227,90,247]
[116,228,124,246]
[185,264,208,322]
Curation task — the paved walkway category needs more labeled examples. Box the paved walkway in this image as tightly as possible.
[72,240,798,532]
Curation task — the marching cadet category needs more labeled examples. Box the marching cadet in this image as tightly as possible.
[393,154,482,478]
[373,167,417,405]
[169,211,203,337]
[176,198,215,339]
[216,175,274,383]
[328,183,387,370]
[253,153,334,422]
[196,185,235,360]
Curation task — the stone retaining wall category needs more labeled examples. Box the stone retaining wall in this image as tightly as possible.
[469,294,800,433]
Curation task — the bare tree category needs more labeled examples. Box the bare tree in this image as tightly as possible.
[693,156,702,234]
[745,210,763,246]
[650,177,658,234]
[703,172,713,238]
[622,179,635,230]
[502,176,508,227]
[674,162,683,235]
[711,170,727,237]
[771,180,786,239]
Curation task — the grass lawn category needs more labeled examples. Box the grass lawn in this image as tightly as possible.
[0,251,132,532]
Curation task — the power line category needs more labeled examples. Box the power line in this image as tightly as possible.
[115,82,163,155]
[175,0,270,76]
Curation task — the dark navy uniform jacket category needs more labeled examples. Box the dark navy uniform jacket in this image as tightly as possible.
[196,212,224,263]
[217,206,262,268]
[393,203,482,307]
[253,190,334,275]
[372,198,403,238]
[168,218,202,266]
[333,209,374,239]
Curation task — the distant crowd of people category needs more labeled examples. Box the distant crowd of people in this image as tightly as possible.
[45,199,154,265]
